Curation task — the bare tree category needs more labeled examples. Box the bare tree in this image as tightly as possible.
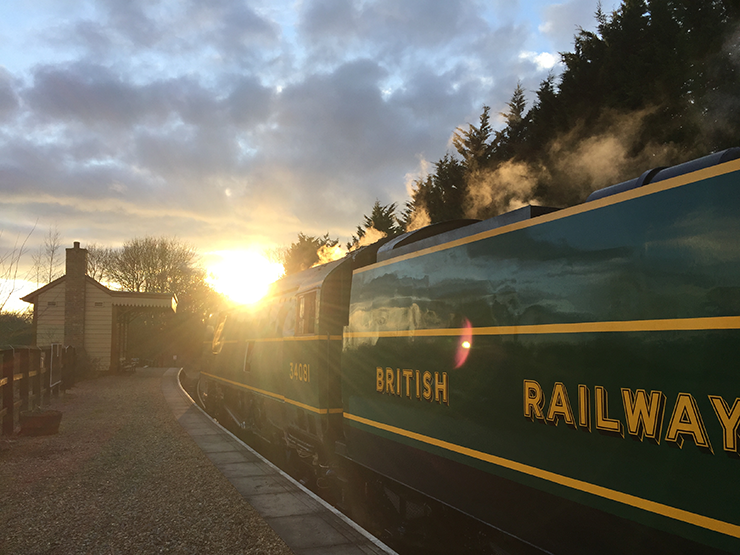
[109,237,199,293]
[0,227,34,312]
[32,226,63,285]
[87,243,119,286]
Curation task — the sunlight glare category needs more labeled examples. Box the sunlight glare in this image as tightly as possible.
[207,250,284,305]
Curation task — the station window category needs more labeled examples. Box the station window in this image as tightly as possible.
[296,292,316,335]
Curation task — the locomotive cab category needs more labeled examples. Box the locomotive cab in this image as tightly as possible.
[200,255,359,478]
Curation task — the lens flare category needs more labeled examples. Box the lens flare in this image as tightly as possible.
[454,318,473,369]
[206,250,284,305]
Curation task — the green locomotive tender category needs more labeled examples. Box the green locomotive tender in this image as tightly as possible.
[200,148,740,553]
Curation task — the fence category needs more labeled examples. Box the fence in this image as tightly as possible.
[0,345,76,436]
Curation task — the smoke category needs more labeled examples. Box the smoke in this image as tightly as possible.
[550,108,678,192]
[351,226,388,251]
[405,206,430,232]
[464,161,544,219]
[314,243,346,266]
[463,107,683,218]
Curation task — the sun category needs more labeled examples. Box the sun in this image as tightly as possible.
[206,250,284,305]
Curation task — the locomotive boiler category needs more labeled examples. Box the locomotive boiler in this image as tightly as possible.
[199,148,740,554]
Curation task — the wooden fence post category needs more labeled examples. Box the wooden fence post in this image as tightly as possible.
[2,349,14,435]
[30,349,41,409]
[41,347,50,405]
[19,348,30,412]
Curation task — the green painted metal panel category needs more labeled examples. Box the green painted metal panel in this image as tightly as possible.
[342,165,740,551]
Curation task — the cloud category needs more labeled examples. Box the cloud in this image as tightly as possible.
[518,51,561,71]
[0,0,586,292]
[25,63,160,126]
[539,0,604,51]
[0,67,20,118]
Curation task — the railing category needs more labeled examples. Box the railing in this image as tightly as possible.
[0,345,76,435]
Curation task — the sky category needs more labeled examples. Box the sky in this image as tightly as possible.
[0,0,615,310]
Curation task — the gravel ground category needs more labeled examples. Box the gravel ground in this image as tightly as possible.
[0,368,294,555]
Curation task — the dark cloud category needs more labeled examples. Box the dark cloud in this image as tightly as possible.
[226,75,274,127]
[299,0,485,58]
[0,67,20,118]
[389,66,475,131]
[98,0,162,48]
[299,0,359,43]
[25,63,160,126]
[361,0,486,53]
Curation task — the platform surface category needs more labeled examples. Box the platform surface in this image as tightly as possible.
[162,368,396,555]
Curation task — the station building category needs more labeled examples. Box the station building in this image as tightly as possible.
[21,242,175,372]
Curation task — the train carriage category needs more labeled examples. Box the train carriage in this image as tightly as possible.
[340,149,740,553]
[201,247,384,468]
[201,148,740,554]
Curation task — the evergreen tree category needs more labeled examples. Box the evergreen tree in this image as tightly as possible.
[526,74,560,155]
[495,82,529,161]
[402,154,467,228]
[398,0,740,224]
[348,201,401,248]
[452,105,496,172]
[283,233,338,275]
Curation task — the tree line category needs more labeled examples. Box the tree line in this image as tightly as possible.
[283,0,740,273]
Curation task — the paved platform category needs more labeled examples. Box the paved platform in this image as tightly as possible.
[162,368,396,555]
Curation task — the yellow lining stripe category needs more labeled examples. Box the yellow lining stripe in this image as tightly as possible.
[258,335,344,343]
[356,159,740,273]
[218,335,343,345]
[201,372,343,415]
[344,316,740,339]
[344,412,740,539]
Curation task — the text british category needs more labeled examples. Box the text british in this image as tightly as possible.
[376,367,449,405]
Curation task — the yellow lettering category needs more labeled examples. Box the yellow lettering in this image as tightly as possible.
[403,370,413,399]
[434,372,449,405]
[621,389,665,443]
[595,386,623,436]
[415,370,421,399]
[523,380,545,421]
[376,367,384,392]
[578,384,590,431]
[708,395,740,453]
[385,367,394,395]
[423,371,433,401]
[665,393,712,452]
[546,382,575,427]
[397,369,401,396]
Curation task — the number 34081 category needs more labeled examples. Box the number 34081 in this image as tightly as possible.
[290,362,310,382]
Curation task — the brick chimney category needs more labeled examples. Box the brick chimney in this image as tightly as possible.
[64,241,87,349]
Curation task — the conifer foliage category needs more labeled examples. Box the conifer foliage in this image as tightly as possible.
[404,0,740,225]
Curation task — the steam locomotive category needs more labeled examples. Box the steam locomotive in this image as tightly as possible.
[199,148,740,554]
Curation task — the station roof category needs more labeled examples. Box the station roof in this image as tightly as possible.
[21,275,175,311]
